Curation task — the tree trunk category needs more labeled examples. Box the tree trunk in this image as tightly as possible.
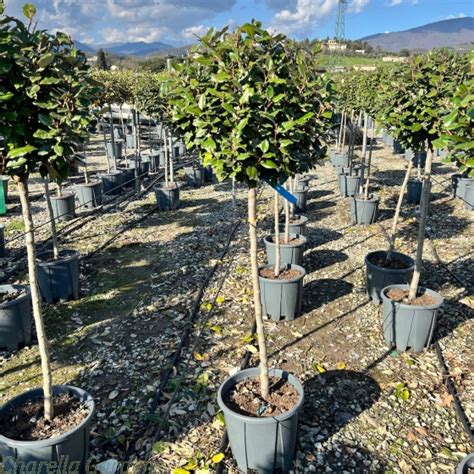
[284,187,290,245]
[386,159,413,262]
[119,106,128,160]
[248,187,269,399]
[108,105,117,170]
[341,111,347,155]
[17,178,54,420]
[132,109,139,192]
[169,128,175,183]
[44,181,59,260]
[273,190,280,277]
[231,177,236,208]
[337,111,344,152]
[362,112,368,159]
[163,127,169,188]
[103,128,111,173]
[364,122,375,200]
[408,147,433,301]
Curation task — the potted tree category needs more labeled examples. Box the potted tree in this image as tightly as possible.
[377,50,469,351]
[167,22,333,471]
[0,6,95,467]
[433,76,474,208]
[74,143,103,208]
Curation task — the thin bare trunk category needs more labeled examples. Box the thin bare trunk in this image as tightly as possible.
[108,105,117,170]
[337,111,344,152]
[362,112,368,159]
[248,187,269,399]
[364,122,375,200]
[119,106,127,159]
[231,177,236,208]
[163,127,169,188]
[386,159,413,262]
[18,178,53,420]
[103,128,111,173]
[284,188,290,244]
[408,147,433,301]
[274,190,280,277]
[341,112,347,155]
[169,129,175,183]
[132,109,139,191]
[44,181,59,260]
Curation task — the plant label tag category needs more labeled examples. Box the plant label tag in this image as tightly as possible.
[271,183,297,205]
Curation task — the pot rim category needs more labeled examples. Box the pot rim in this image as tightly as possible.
[98,170,123,177]
[279,214,308,225]
[154,183,180,191]
[0,284,31,309]
[353,193,379,203]
[0,384,95,447]
[75,180,101,188]
[263,233,307,248]
[217,367,304,423]
[380,284,444,310]
[36,249,80,266]
[50,192,75,200]
[365,250,415,273]
[258,263,306,283]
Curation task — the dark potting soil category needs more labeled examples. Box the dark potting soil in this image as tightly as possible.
[259,267,302,280]
[224,376,299,417]
[0,290,25,305]
[279,217,305,225]
[0,393,89,441]
[369,253,412,270]
[386,288,438,306]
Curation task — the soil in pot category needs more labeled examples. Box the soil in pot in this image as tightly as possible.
[0,393,89,442]
[0,289,25,304]
[367,253,412,270]
[259,266,302,280]
[223,376,300,417]
[386,287,438,306]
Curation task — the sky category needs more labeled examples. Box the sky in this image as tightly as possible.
[4,0,474,45]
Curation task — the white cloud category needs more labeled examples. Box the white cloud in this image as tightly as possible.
[268,0,369,37]
[181,25,209,40]
[444,13,466,20]
[388,0,418,6]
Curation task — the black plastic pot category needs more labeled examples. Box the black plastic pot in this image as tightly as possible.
[296,175,311,189]
[263,233,307,267]
[0,385,94,472]
[331,151,350,168]
[75,181,102,209]
[464,183,474,211]
[365,250,414,304]
[217,367,304,473]
[51,193,75,222]
[116,167,135,188]
[351,193,379,225]
[204,165,213,183]
[1,175,9,202]
[392,140,405,154]
[451,173,462,198]
[36,250,80,304]
[0,284,31,351]
[0,224,5,258]
[338,174,361,198]
[456,453,474,474]
[407,179,422,205]
[293,186,309,212]
[184,166,205,187]
[158,150,166,168]
[143,150,160,172]
[336,163,364,179]
[138,158,150,178]
[279,215,308,236]
[404,148,413,163]
[98,171,123,196]
[126,134,135,149]
[381,284,443,352]
[106,141,122,160]
[259,264,306,322]
[154,184,180,211]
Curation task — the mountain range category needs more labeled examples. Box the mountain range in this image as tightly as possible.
[74,40,174,57]
[361,17,474,52]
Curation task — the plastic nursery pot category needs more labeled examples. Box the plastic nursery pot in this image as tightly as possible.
[50,193,76,222]
[365,250,414,304]
[293,186,309,213]
[158,150,166,169]
[75,181,102,209]
[116,167,135,188]
[407,179,422,205]
[36,250,80,304]
[125,134,135,149]
[138,159,150,178]
[154,183,180,211]
[383,131,394,147]
[381,284,443,352]
[0,284,31,351]
[336,163,364,178]
[338,173,361,198]
[279,215,308,237]
[263,233,307,267]
[296,175,311,189]
[148,150,161,172]
[204,165,213,183]
[184,166,205,188]
[392,140,405,154]
[217,367,304,474]
[456,453,474,474]
[106,141,123,160]
[0,385,95,472]
[464,183,474,211]
[0,225,5,258]
[98,170,123,196]
[1,175,9,202]
[351,193,380,225]
[457,177,474,201]
[259,264,306,322]
[331,151,350,168]
[404,148,413,163]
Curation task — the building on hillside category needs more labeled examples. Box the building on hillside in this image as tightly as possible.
[324,39,348,52]
[353,65,377,71]
[382,56,409,63]
[354,49,366,54]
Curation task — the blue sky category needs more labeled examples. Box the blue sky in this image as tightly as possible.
[5,0,474,45]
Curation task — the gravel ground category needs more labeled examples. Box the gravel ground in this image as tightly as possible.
[0,134,472,473]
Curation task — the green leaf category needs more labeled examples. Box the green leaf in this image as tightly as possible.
[23,3,36,20]
[261,160,278,169]
[258,139,270,153]
[153,441,172,454]
[7,145,37,158]
[38,53,55,69]
[203,137,216,151]
[211,453,225,464]
[246,166,257,179]
[0,92,14,102]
